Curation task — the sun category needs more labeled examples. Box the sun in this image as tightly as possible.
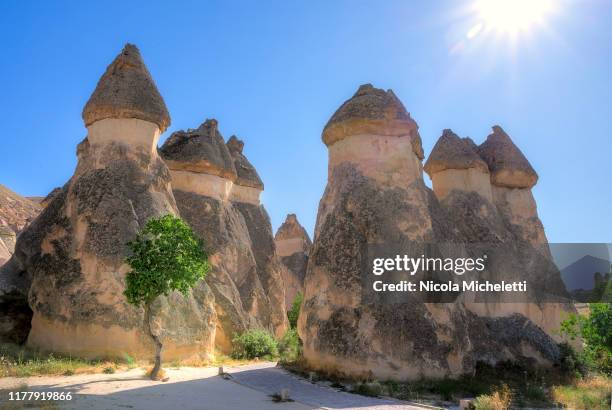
[474,0,555,34]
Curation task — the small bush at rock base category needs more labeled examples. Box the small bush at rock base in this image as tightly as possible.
[278,328,301,363]
[231,329,278,360]
[472,384,512,410]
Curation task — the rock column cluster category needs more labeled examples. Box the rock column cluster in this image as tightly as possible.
[159,122,288,352]
[299,84,572,380]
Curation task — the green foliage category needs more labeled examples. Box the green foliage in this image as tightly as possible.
[278,328,301,363]
[124,215,209,307]
[287,292,303,329]
[231,329,279,359]
[561,303,612,375]
[558,342,587,377]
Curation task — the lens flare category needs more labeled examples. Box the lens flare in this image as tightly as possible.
[474,0,555,34]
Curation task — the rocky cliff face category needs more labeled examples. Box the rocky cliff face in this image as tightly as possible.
[298,84,572,380]
[160,123,288,353]
[2,44,216,359]
[275,214,311,309]
[0,185,41,343]
[0,184,41,266]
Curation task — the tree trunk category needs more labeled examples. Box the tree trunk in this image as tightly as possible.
[144,302,163,380]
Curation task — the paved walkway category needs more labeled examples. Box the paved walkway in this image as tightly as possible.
[227,362,425,410]
[0,362,428,409]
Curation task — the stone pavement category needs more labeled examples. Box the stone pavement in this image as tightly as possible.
[227,362,427,410]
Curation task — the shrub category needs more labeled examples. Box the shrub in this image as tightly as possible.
[287,293,303,329]
[278,328,301,363]
[473,384,512,410]
[561,303,612,375]
[231,329,278,359]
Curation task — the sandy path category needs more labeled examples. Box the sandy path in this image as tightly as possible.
[0,363,427,409]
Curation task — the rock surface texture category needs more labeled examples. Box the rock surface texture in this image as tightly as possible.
[160,123,288,353]
[3,44,216,359]
[274,214,311,309]
[0,185,41,343]
[298,84,572,381]
[0,184,41,265]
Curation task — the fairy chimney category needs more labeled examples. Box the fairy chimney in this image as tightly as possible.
[322,84,424,188]
[227,135,264,205]
[13,44,217,360]
[424,129,492,202]
[274,214,311,308]
[477,126,548,249]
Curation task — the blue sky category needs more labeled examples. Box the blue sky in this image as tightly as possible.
[1,0,610,243]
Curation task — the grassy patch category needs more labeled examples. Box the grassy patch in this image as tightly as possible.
[283,359,611,408]
[0,343,133,378]
[552,376,612,410]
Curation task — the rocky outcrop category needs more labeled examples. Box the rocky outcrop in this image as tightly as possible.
[0,184,41,265]
[275,214,311,309]
[3,44,216,359]
[426,127,569,336]
[298,84,572,381]
[0,185,41,342]
[160,123,288,353]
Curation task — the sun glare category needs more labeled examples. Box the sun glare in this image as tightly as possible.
[474,0,555,34]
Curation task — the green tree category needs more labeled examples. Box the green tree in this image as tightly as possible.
[124,215,209,380]
[287,292,303,329]
[561,303,612,375]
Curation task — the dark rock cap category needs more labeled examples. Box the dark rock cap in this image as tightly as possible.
[322,84,423,158]
[227,136,264,190]
[275,214,312,246]
[82,44,171,132]
[424,129,489,176]
[477,126,538,189]
[160,119,237,180]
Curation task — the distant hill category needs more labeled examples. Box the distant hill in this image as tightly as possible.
[560,255,611,291]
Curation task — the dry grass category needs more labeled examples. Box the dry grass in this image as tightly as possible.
[552,376,612,410]
[0,343,134,378]
[472,384,512,410]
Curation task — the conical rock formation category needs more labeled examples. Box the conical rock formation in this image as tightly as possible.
[4,45,216,359]
[275,214,311,308]
[82,44,170,132]
[299,84,572,380]
[424,129,492,201]
[160,122,288,353]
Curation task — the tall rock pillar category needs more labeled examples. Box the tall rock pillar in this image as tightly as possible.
[274,214,311,309]
[160,124,288,353]
[14,44,216,360]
